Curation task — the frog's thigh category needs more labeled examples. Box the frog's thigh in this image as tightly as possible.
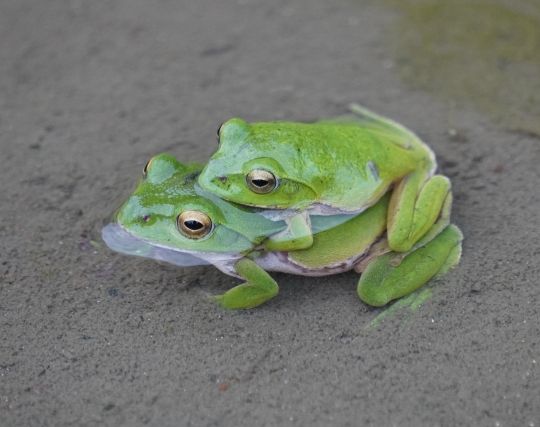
[265,212,313,251]
[387,172,451,252]
[357,224,463,307]
[213,258,279,310]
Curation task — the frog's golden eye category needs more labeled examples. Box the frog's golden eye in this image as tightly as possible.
[143,158,154,177]
[177,211,213,239]
[246,169,277,194]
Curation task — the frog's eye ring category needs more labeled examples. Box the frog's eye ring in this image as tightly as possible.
[177,210,213,239]
[143,158,154,177]
[246,169,278,194]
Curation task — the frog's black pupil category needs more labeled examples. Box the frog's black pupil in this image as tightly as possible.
[252,179,269,187]
[185,220,203,230]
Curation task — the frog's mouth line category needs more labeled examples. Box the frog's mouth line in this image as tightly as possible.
[101,223,239,267]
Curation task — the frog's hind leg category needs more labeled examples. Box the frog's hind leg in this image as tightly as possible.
[357,224,463,307]
[387,170,452,253]
[387,190,453,267]
[348,102,451,253]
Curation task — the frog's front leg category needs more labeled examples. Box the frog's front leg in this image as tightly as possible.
[387,169,451,253]
[357,224,463,307]
[213,258,279,309]
[264,211,313,251]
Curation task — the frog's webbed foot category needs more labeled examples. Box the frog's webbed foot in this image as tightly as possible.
[212,258,279,309]
[357,224,463,307]
[264,212,313,251]
[387,170,452,253]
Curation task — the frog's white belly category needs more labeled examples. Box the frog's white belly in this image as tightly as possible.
[260,252,367,276]
[208,251,364,279]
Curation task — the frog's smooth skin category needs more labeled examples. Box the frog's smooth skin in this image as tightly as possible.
[198,104,452,254]
[103,154,462,310]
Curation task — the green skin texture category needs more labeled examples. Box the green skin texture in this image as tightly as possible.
[110,154,462,310]
[198,104,452,254]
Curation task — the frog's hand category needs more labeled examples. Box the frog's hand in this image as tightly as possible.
[212,258,279,309]
[263,212,313,251]
[357,224,463,307]
[387,170,452,253]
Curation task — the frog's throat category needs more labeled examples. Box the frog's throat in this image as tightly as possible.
[101,223,241,267]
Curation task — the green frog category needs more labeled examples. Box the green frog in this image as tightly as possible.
[102,154,462,309]
[198,104,452,254]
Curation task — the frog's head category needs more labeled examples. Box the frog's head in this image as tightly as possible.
[198,118,317,209]
[103,153,283,264]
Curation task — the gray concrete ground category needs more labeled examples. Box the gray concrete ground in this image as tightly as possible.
[1,0,539,426]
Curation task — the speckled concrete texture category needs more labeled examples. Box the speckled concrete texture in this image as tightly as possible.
[1,1,539,426]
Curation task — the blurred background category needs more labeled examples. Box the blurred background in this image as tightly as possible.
[1,1,539,426]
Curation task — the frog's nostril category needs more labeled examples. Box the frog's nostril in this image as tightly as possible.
[217,176,228,183]
[142,215,151,222]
